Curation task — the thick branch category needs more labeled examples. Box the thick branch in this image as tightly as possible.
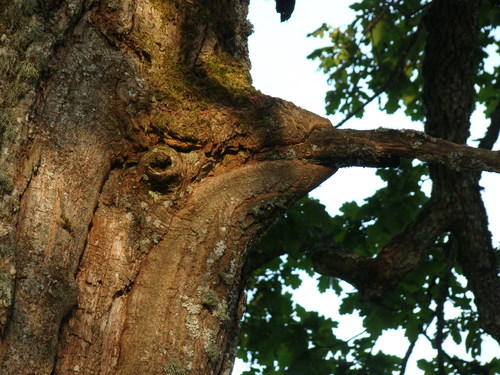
[454,106,500,342]
[280,127,500,173]
[237,96,498,174]
[450,172,500,342]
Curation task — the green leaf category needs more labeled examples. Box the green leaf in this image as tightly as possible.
[450,328,462,345]
[417,359,435,373]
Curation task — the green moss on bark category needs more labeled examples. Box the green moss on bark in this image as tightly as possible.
[164,358,185,375]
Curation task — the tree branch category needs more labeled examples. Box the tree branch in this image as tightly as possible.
[400,321,431,375]
[435,236,457,375]
[240,96,499,174]
[333,21,423,129]
[279,127,500,173]
[422,333,469,375]
[419,0,500,343]
[308,197,450,299]
[478,101,500,150]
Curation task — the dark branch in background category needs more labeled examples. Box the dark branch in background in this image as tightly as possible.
[333,18,424,128]
[421,0,500,343]
[423,332,492,375]
[363,340,376,371]
[478,101,500,150]
[333,80,385,129]
[364,8,387,35]
[445,355,493,375]
[435,236,457,375]
[308,197,450,299]
[386,0,431,21]
[243,240,286,276]
[400,321,430,375]
[301,118,500,297]
[455,100,500,342]
[452,175,500,342]
[253,0,500,347]
[399,330,419,375]
[242,104,499,279]
[471,102,500,181]
[310,329,368,352]
[399,277,437,375]
[422,333,468,375]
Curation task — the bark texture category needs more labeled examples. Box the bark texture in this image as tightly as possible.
[0,1,334,374]
[0,0,498,374]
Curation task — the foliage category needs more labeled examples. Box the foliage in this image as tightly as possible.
[238,0,500,374]
[306,0,499,126]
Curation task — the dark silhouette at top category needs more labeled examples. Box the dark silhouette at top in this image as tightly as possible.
[275,0,295,22]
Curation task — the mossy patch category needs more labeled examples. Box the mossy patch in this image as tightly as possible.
[0,245,14,257]
[0,269,14,333]
[146,50,256,149]
[150,108,209,146]
[119,0,256,151]
[0,109,15,148]
[0,1,56,158]
[200,287,219,309]
[17,60,40,84]
[164,358,185,375]
[201,53,253,97]
[0,174,13,196]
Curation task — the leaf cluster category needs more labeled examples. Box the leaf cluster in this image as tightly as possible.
[307,0,500,125]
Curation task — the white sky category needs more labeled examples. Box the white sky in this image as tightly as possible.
[233,0,500,373]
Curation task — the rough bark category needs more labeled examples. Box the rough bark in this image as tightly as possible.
[0,1,333,374]
[0,0,498,374]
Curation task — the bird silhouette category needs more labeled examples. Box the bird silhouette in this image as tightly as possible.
[275,0,296,22]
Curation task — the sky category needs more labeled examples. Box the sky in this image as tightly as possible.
[233,0,500,373]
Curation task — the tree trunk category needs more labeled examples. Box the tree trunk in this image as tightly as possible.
[1,1,499,374]
[0,1,334,374]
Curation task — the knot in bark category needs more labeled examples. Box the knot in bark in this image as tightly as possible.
[140,146,183,186]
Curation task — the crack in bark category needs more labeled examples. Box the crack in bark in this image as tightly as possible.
[74,162,113,279]
[68,332,92,346]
